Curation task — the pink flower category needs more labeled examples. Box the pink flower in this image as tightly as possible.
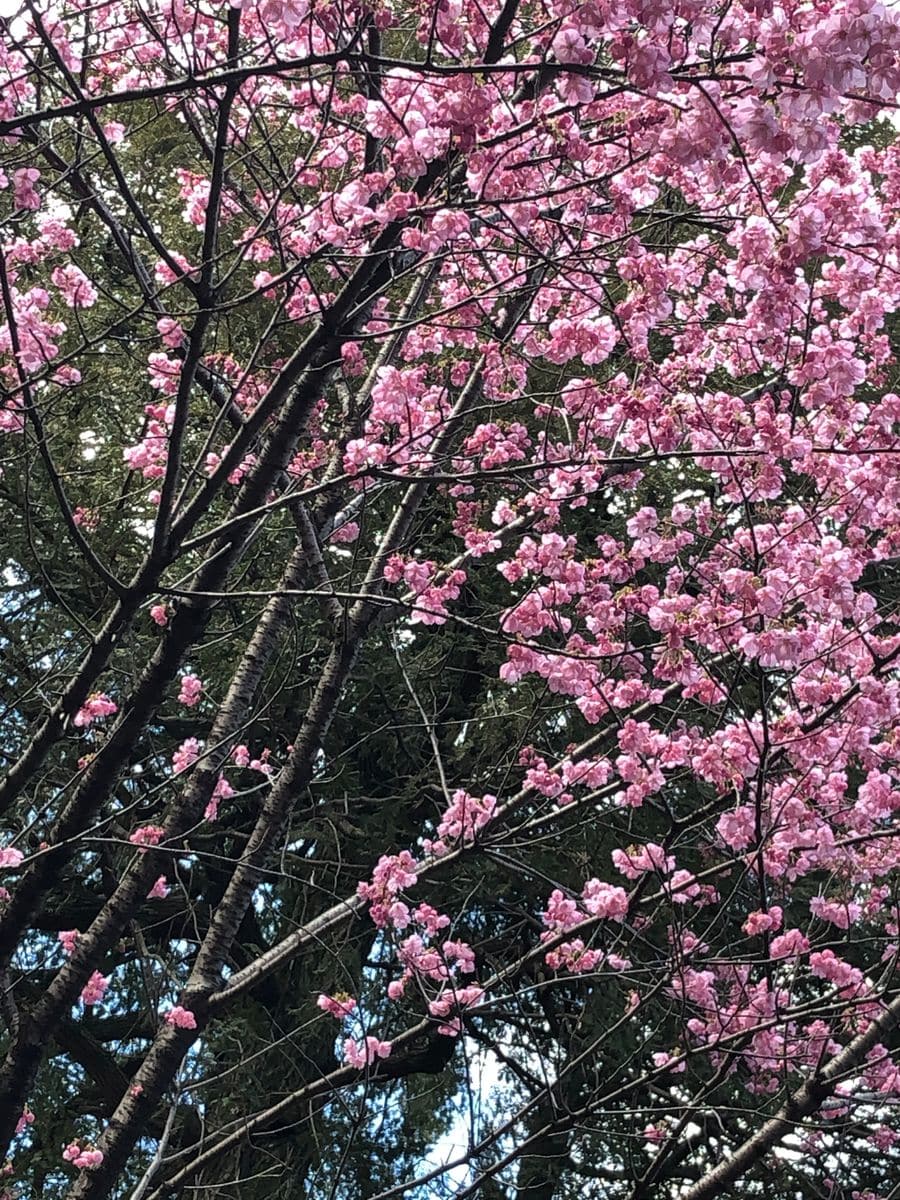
[343,1036,392,1069]
[743,906,783,936]
[164,1005,197,1030]
[581,879,629,920]
[0,846,23,870]
[15,1107,34,1135]
[13,168,40,211]
[57,926,78,955]
[72,507,99,530]
[62,1141,104,1170]
[248,750,272,775]
[652,1050,685,1074]
[428,985,483,1022]
[810,950,863,991]
[51,265,97,308]
[317,993,357,1020]
[154,252,196,285]
[544,938,603,974]
[716,807,756,851]
[147,876,170,900]
[129,825,166,850]
[156,317,184,348]
[810,896,862,929]
[542,889,584,933]
[204,775,234,822]
[58,929,79,956]
[552,26,590,65]
[172,738,201,773]
[80,971,109,1006]
[770,930,810,959]
[177,674,203,707]
[612,844,674,879]
[626,506,658,537]
[150,604,169,627]
[259,0,308,28]
[72,693,117,728]
[328,520,359,544]
[422,790,496,856]
[357,852,419,927]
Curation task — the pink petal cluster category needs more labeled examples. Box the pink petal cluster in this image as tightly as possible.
[423,789,496,857]
[62,1141,103,1169]
[204,775,234,822]
[123,402,173,481]
[13,168,40,212]
[427,985,484,1034]
[156,317,183,348]
[72,693,117,728]
[172,738,201,774]
[58,929,79,955]
[357,851,418,928]
[163,1005,197,1030]
[51,265,97,308]
[743,907,784,936]
[150,604,169,627]
[342,1036,391,1069]
[80,972,109,1006]
[581,880,629,921]
[177,673,203,707]
[317,993,357,1020]
[15,1107,34,1136]
[0,847,23,870]
[128,825,166,850]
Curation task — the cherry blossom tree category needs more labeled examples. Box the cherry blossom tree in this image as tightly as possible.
[2,0,900,1197]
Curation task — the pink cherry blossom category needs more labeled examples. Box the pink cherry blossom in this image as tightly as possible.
[4,0,900,1189]
[743,907,784,936]
[422,790,496,857]
[204,775,234,822]
[172,738,201,773]
[342,1036,391,1069]
[581,880,629,921]
[72,693,117,728]
[128,825,166,849]
[0,847,23,870]
[156,317,183,348]
[163,1005,197,1030]
[15,1107,34,1136]
[51,265,97,308]
[150,604,169,626]
[58,929,79,956]
[177,673,203,707]
[62,1141,103,1170]
[13,168,40,211]
[317,993,357,1020]
[80,971,109,1006]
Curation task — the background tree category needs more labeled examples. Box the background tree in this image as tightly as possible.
[1,1,900,1198]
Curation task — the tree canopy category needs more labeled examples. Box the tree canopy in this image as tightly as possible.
[2,1,900,1198]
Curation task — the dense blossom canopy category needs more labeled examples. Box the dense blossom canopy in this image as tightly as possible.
[1,0,900,1197]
